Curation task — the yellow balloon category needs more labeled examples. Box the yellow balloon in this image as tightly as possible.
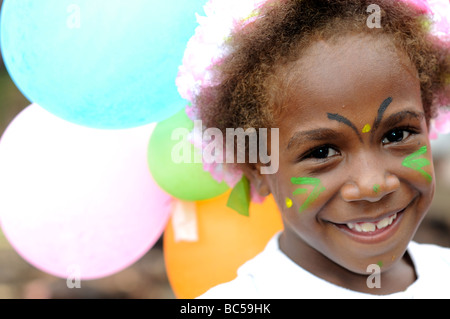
[164,191,283,299]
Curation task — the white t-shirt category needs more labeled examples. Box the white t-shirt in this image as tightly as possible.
[199,233,450,299]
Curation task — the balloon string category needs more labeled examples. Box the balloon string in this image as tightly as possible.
[172,200,199,243]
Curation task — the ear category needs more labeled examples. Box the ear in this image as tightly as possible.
[241,163,271,198]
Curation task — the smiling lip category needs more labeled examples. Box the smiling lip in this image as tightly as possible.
[333,207,407,245]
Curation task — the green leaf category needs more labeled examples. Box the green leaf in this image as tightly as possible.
[227,176,251,217]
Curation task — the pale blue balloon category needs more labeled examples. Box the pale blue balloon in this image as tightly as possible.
[0,0,205,129]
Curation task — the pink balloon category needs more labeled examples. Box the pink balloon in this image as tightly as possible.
[0,104,172,280]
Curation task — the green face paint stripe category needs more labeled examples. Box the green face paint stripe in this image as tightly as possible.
[402,146,432,182]
[293,188,308,196]
[291,177,321,185]
[291,177,326,213]
[373,184,380,194]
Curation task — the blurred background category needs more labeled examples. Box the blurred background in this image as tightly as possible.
[0,0,175,299]
[0,56,177,299]
[0,0,449,299]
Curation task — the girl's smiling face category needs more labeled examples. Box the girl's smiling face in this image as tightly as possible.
[258,34,435,294]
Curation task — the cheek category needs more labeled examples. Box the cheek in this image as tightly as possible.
[292,177,326,211]
[401,145,434,184]
[400,144,435,198]
[271,175,329,230]
[403,161,436,220]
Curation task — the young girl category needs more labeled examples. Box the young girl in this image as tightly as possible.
[177,0,450,298]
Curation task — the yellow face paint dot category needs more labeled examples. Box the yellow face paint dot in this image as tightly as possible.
[362,124,372,133]
[285,198,293,208]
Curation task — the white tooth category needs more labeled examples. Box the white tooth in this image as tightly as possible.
[388,213,397,225]
[377,217,390,229]
[349,213,399,233]
[361,223,376,232]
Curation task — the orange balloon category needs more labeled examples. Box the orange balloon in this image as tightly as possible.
[164,191,284,299]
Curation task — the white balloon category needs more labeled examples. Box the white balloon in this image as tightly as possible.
[0,104,172,280]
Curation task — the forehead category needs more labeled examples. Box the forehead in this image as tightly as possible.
[276,34,422,126]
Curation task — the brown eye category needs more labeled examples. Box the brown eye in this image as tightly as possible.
[382,129,411,145]
[307,146,339,159]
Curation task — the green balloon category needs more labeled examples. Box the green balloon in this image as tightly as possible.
[148,109,229,201]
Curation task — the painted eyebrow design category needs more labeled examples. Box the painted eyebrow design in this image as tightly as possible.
[287,97,421,151]
[327,113,363,142]
[372,97,394,131]
[326,97,394,143]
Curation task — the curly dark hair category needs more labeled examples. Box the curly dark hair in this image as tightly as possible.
[196,0,450,138]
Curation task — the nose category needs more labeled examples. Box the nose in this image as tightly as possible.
[340,157,400,203]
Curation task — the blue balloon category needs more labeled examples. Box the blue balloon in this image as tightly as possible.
[0,0,205,129]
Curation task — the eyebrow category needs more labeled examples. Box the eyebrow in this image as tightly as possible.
[287,99,421,151]
[287,128,340,150]
[327,113,363,142]
[378,110,425,129]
